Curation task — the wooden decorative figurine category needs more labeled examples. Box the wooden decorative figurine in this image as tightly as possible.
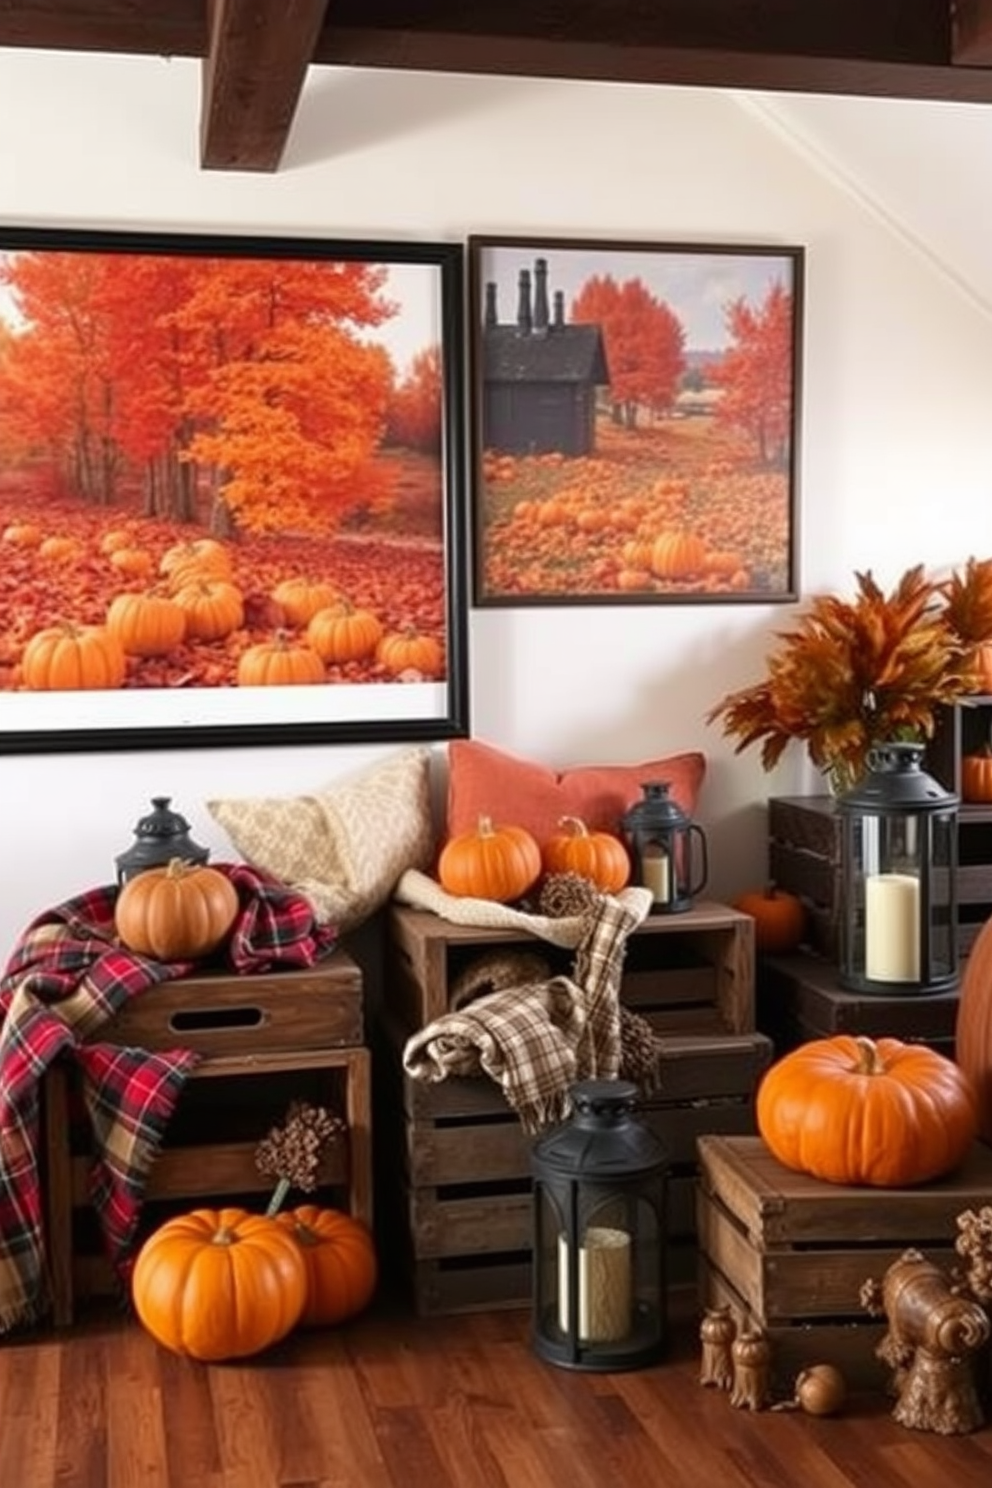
[699,1305,736,1389]
[729,1327,772,1411]
[861,1247,990,1435]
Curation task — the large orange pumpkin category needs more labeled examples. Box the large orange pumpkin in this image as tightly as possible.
[172,578,244,641]
[956,915,992,1142]
[273,1205,377,1327]
[21,622,126,691]
[438,816,541,903]
[650,530,708,580]
[756,1034,978,1187]
[542,816,630,893]
[132,1207,307,1360]
[307,602,383,664]
[732,884,806,954]
[115,858,239,961]
[106,592,186,657]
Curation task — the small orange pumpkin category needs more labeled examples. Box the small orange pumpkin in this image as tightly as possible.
[438,816,541,903]
[961,745,992,804]
[650,529,708,580]
[172,578,244,641]
[106,592,186,657]
[38,535,83,562]
[2,522,42,547]
[160,537,232,582]
[273,1205,377,1327]
[21,622,126,691]
[756,1034,978,1187]
[272,578,339,628]
[732,884,806,954]
[237,633,326,687]
[109,547,155,579]
[132,1207,307,1360]
[377,627,443,678]
[306,602,383,664]
[115,858,240,961]
[542,816,630,893]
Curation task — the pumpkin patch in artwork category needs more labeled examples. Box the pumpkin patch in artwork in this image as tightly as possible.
[756,1034,978,1187]
[131,1207,307,1361]
[961,746,992,804]
[955,914,992,1143]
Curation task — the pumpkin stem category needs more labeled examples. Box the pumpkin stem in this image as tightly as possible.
[557,815,589,837]
[265,1176,291,1217]
[853,1036,885,1076]
[212,1226,237,1246]
[477,815,496,838]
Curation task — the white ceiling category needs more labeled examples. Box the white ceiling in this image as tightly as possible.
[737,90,992,322]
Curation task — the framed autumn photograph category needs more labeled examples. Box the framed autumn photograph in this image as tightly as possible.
[0,227,469,753]
[468,235,804,607]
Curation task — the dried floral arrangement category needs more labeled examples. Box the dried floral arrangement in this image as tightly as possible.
[255,1099,347,1215]
[708,561,992,793]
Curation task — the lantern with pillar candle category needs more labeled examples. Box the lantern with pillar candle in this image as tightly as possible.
[531,1080,669,1372]
[836,742,959,996]
[621,781,708,914]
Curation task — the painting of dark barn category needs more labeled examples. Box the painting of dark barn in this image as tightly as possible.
[469,235,803,608]
[480,258,609,459]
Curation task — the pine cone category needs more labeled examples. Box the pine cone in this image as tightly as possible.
[537,871,601,919]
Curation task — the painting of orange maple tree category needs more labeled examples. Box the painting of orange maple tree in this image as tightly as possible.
[0,231,465,746]
[471,238,803,605]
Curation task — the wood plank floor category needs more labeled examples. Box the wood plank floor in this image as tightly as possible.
[3,1291,992,1488]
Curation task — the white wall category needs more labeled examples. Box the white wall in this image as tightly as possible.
[1,52,991,959]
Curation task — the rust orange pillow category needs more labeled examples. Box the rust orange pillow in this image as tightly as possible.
[446,738,706,848]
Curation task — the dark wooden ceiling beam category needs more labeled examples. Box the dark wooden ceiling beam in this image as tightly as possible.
[200,0,329,171]
[315,24,992,105]
[952,0,992,64]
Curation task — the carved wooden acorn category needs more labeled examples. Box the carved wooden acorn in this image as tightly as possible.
[729,1327,772,1411]
[699,1305,736,1390]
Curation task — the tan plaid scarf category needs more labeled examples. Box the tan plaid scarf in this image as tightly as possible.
[402,895,641,1133]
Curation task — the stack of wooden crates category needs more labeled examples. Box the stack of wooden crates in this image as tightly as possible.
[376,899,772,1317]
[43,949,372,1326]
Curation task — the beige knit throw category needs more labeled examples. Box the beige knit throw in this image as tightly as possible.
[403,894,643,1132]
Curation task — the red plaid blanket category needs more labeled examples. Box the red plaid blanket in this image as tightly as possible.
[0,863,337,1333]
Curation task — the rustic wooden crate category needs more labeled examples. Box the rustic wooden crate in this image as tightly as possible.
[376,1015,771,1316]
[756,949,960,1059]
[386,900,754,1036]
[767,795,842,958]
[101,947,364,1056]
[769,793,992,961]
[696,1133,992,1390]
[42,946,368,1325]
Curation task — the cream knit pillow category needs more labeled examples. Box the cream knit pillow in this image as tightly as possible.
[208,747,435,931]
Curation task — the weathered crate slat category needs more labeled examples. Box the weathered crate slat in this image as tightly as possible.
[696,1134,992,1389]
[102,949,364,1055]
[757,950,960,1059]
[386,900,754,1035]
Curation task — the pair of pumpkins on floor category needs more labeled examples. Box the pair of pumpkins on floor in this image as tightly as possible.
[132,1203,377,1362]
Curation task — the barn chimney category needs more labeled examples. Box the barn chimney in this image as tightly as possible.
[516,269,532,333]
[484,281,498,329]
[553,290,565,328]
[533,258,550,333]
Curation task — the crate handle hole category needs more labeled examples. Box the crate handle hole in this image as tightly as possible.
[168,1006,265,1032]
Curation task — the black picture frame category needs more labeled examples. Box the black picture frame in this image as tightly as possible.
[0,226,469,753]
[469,234,804,607]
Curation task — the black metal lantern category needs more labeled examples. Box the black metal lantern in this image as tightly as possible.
[836,742,959,996]
[531,1080,669,1372]
[620,781,708,913]
[115,796,210,885]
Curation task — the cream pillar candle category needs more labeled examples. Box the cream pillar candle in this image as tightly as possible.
[558,1227,633,1342]
[641,849,670,905]
[865,872,920,982]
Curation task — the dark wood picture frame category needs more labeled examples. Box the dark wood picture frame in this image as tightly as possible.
[469,234,804,608]
[0,226,469,753]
